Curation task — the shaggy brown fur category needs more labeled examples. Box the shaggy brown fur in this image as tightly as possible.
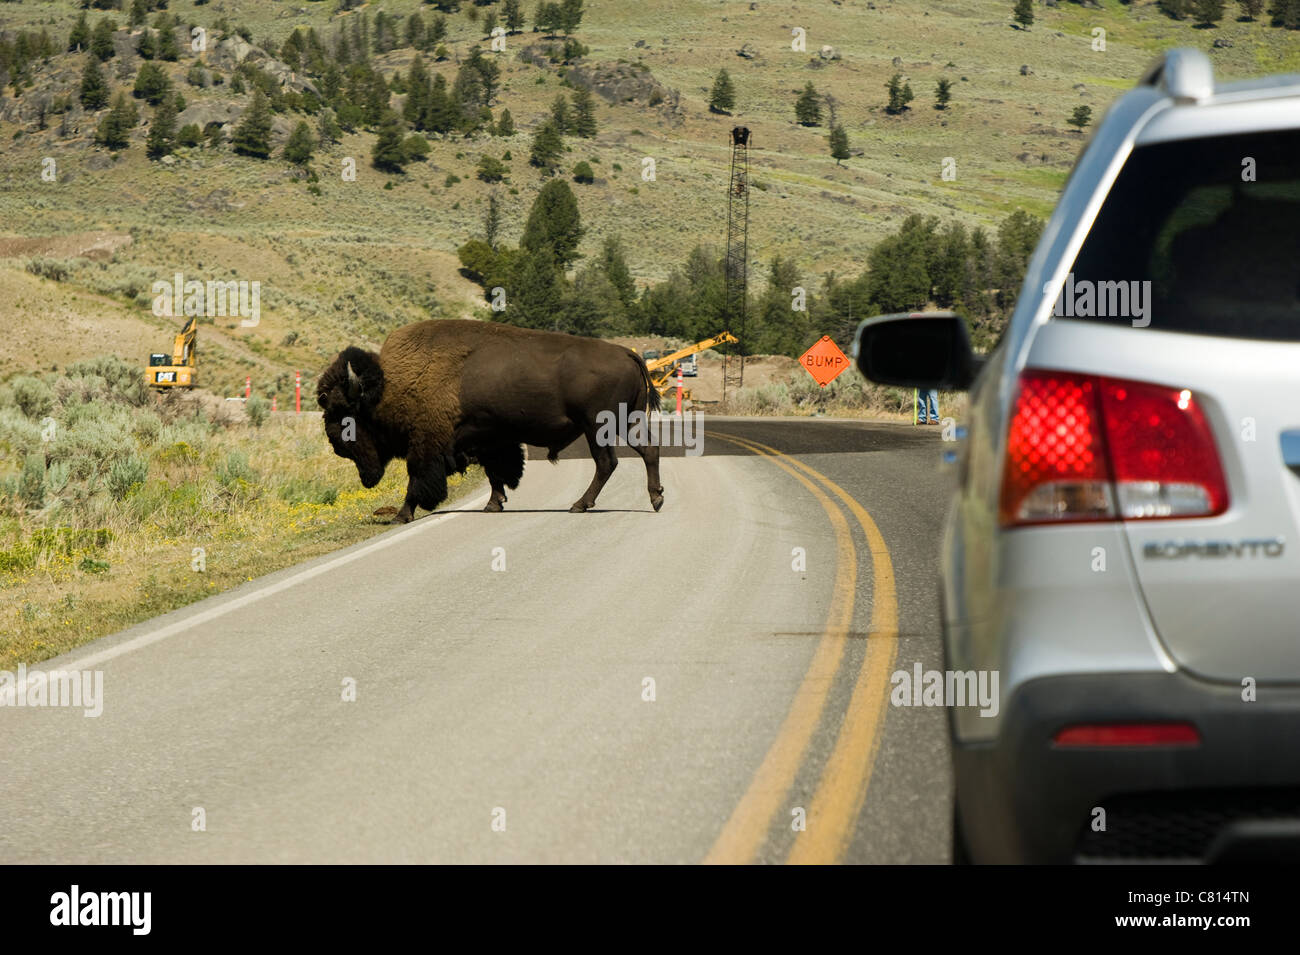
[318,320,664,522]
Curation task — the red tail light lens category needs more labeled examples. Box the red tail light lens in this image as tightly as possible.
[1053,722,1201,748]
[1000,370,1229,527]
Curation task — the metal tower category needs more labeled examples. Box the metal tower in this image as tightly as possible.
[723,126,750,401]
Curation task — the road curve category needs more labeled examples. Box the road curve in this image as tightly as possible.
[0,416,951,864]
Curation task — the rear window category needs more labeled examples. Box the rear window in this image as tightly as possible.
[1063,128,1300,340]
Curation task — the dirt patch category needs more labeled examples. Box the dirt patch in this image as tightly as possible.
[0,232,133,261]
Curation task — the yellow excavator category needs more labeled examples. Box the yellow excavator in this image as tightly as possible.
[146,316,198,390]
[642,331,738,400]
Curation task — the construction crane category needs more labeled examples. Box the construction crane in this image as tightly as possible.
[642,331,738,400]
[722,126,750,401]
[145,316,198,390]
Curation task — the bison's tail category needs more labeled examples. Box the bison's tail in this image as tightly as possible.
[630,349,661,415]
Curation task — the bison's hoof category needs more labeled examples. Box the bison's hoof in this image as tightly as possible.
[651,493,664,512]
[484,499,504,513]
[569,501,589,513]
[391,512,413,525]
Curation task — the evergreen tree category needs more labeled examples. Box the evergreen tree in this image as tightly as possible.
[1014,0,1034,28]
[68,12,91,53]
[570,85,597,138]
[484,191,502,249]
[146,94,177,159]
[935,77,953,110]
[495,107,516,136]
[550,93,570,133]
[795,82,822,126]
[91,19,117,62]
[156,21,180,61]
[371,109,408,171]
[404,55,431,129]
[318,108,342,145]
[512,246,564,329]
[522,177,583,267]
[829,124,849,165]
[1192,0,1225,22]
[95,92,138,150]
[1238,0,1264,19]
[504,0,526,33]
[136,28,157,60]
[284,120,315,165]
[129,0,148,28]
[885,73,913,114]
[560,0,585,35]
[600,235,636,309]
[709,68,735,114]
[1068,104,1092,132]
[529,119,564,171]
[79,58,110,110]
[405,13,425,50]
[232,88,273,158]
[133,61,172,105]
[425,72,457,134]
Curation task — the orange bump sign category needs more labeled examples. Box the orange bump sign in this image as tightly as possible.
[799,336,850,388]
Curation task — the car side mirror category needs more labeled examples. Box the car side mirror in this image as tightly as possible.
[852,311,982,391]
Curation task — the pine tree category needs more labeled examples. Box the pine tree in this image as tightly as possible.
[404,55,431,129]
[560,0,585,35]
[709,68,736,114]
[1238,0,1264,19]
[146,95,177,159]
[425,73,457,134]
[495,107,516,136]
[136,28,157,60]
[79,58,110,111]
[935,77,953,110]
[129,0,148,28]
[95,92,138,150]
[795,82,822,126]
[885,73,914,114]
[529,119,564,171]
[512,246,564,329]
[156,21,180,61]
[371,109,407,171]
[232,88,273,158]
[600,236,636,310]
[550,93,570,133]
[318,108,342,145]
[522,178,584,267]
[1068,104,1092,132]
[91,19,117,62]
[829,124,849,165]
[68,12,91,53]
[570,85,597,138]
[284,120,315,165]
[134,61,172,105]
[504,0,526,33]
[1193,0,1225,22]
[484,191,502,249]
[1014,0,1034,28]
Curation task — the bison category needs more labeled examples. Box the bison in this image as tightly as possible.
[317,320,664,522]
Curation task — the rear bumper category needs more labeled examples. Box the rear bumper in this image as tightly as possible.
[953,671,1300,863]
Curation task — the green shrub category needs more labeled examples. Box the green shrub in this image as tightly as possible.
[572,160,594,183]
[246,395,270,428]
[107,454,148,500]
[217,451,257,488]
[25,257,70,282]
[11,376,54,419]
[19,452,46,509]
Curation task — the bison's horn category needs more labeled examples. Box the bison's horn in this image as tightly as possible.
[346,360,362,398]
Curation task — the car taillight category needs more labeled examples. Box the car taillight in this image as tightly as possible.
[999,370,1228,527]
[1052,722,1201,748]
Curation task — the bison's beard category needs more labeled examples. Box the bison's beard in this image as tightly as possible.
[356,459,386,488]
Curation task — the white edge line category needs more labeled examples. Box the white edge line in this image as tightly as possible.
[0,487,491,701]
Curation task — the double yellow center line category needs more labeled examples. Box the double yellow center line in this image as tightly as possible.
[703,431,899,865]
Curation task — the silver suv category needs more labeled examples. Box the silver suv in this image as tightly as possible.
[855,49,1300,864]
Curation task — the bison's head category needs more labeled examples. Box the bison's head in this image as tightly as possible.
[317,346,390,488]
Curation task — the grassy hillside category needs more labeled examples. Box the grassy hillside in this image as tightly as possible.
[1,0,1296,395]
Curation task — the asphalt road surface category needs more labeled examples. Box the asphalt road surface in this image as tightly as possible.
[0,416,952,863]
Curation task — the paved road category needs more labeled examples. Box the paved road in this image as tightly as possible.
[0,416,952,863]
